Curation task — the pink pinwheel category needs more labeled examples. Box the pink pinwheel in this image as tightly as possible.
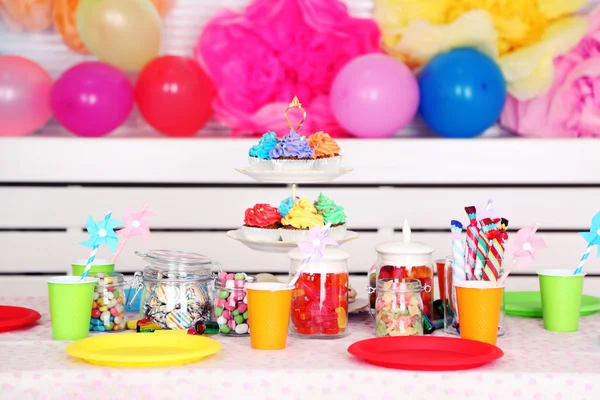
[111,205,155,263]
[497,223,547,285]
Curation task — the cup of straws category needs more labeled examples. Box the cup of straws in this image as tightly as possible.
[444,202,546,346]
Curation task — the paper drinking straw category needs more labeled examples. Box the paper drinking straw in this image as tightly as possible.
[110,204,148,264]
[575,210,600,274]
[81,211,112,280]
[487,218,508,281]
[463,206,478,280]
[473,218,494,281]
[574,245,593,275]
[482,220,500,281]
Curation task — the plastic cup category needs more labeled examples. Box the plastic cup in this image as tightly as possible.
[71,259,115,276]
[455,281,504,345]
[48,276,98,340]
[538,269,585,332]
[246,282,293,350]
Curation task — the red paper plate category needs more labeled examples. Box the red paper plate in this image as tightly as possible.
[0,305,42,333]
[348,336,503,371]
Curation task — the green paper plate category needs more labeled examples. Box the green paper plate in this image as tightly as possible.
[505,291,600,318]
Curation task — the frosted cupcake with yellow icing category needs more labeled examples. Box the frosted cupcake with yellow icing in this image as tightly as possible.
[308,132,342,170]
[314,193,347,240]
[280,197,323,242]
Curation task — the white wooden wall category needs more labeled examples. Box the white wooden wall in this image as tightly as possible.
[1,0,600,296]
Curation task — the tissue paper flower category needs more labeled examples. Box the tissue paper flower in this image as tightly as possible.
[0,0,52,32]
[500,8,600,138]
[374,0,588,99]
[195,0,381,137]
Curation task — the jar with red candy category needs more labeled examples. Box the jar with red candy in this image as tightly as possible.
[371,220,435,320]
[287,247,349,339]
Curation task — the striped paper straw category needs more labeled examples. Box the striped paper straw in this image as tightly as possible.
[81,211,112,280]
[474,218,495,281]
[574,244,593,275]
[464,207,478,280]
[482,220,500,281]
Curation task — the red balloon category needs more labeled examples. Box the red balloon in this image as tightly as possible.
[135,56,215,137]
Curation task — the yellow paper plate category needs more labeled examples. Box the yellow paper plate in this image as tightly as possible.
[65,330,222,368]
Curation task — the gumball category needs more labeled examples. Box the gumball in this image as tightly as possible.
[51,62,134,137]
[418,48,507,138]
[77,0,161,71]
[0,56,53,136]
[330,54,419,138]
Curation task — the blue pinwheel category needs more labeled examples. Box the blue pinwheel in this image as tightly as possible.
[79,212,122,279]
[574,211,600,274]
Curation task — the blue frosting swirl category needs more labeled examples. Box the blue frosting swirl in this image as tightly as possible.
[249,132,279,159]
[278,197,297,218]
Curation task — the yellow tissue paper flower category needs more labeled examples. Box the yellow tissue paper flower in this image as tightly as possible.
[375,0,589,99]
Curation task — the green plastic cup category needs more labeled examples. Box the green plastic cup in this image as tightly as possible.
[71,259,114,276]
[48,276,98,340]
[538,269,586,332]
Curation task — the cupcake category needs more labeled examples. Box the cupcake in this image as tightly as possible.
[308,132,342,170]
[278,196,299,218]
[242,203,282,241]
[248,132,279,169]
[314,193,347,240]
[280,198,323,242]
[269,130,315,170]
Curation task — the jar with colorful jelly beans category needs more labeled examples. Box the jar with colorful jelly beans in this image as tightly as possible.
[90,272,127,332]
[369,220,434,320]
[129,250,221,330]
[373,278,423,337]
[213,272,251,335]
[288,247,350,338]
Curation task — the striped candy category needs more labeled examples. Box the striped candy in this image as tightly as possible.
[463,207,478,280]
[474,218,495,281]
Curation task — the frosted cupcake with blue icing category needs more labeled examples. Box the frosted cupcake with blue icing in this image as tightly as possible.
[269,130,315,170]
[248,132,279,169]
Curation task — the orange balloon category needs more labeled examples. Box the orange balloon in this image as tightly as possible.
[151,0,176,18]
[0,0,52,32]
[52,0,89,54]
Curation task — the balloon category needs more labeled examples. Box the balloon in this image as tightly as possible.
[151,0,176,18]
[0,0,53,32]
[135,56,215,137]
[418,48,507,138]
[330,54,419,138]
[0,56,53,136]
[53,0,90,54]
[51,62,134,137]
[77,0,161,71]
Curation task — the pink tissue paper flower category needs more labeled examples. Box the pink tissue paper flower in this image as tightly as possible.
[500,7,600,138]
[195,0,381,137]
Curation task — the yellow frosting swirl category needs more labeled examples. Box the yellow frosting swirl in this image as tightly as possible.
[281,198,323,229]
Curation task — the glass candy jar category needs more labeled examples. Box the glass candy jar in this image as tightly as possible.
[130,250,221,330]
[90,272,127,332]
[373,278,423,337]
[371,220,435,319]
[288,247,349,339]
[214,277,251,336]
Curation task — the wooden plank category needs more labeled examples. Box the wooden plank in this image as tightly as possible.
[1,186,598,230]
[1,138,600,184]
[1,231,597,275]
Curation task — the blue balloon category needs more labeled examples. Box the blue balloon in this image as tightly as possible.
[418,48,507,138]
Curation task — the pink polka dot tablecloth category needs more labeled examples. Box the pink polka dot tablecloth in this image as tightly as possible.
[1,296,600,400]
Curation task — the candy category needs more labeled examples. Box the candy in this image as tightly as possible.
[165,309,194,330]
[375,280,423,337]
[214,271,250,335]
[89,272,128,333]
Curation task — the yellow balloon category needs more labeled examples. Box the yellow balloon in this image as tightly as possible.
[77,0,162,71]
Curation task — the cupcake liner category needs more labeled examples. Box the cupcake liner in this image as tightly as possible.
[328,224,347,241]
[271,159,315,171]
[314,156,342,171]
[242,226,281,241]
[279,228,310,242]
[248,157,272,170]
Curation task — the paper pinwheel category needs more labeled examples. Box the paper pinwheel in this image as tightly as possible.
[80,213,123,253]
[497,223,546,285]
[476,199,503,222]
[574,210,600,274]
[111,205,155,263]
[287,224,338,288]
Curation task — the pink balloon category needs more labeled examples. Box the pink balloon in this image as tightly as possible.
[0,56,53,136]
[51,62,134,137]
[330,54,419,138]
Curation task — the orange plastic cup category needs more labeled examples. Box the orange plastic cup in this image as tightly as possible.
[455,281,504,345]
[246,282,293,350]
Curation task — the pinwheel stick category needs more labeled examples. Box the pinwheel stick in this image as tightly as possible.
[110,204,148,264]
[81,211,112,280]
[497,223,539,286]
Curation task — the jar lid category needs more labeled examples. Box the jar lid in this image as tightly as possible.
[136,250,216,281]
[287,247,350,262]
[375,219,434,255]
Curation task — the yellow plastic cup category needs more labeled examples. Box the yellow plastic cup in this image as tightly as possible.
[246,282,293,350]
[48,276,98,340]
[455,281,504,346]
[71,259,115,276]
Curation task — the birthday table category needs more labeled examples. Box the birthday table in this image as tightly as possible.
[1,296,599,400]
